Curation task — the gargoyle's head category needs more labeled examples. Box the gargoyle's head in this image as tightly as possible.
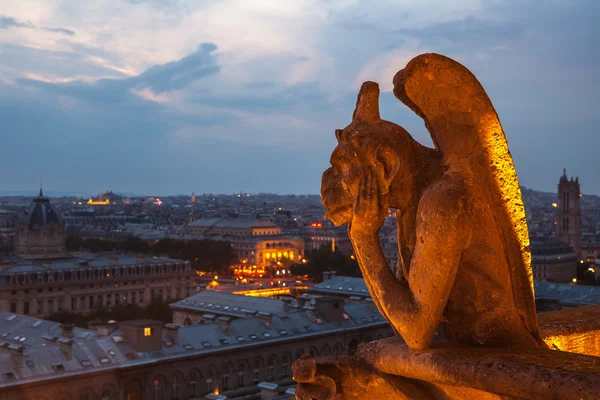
[321,82,416,226]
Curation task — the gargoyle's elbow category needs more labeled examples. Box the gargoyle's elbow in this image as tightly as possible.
[403,331,434,350]
[405,338,429,351]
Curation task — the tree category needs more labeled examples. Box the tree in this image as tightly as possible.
[291,246,361,282]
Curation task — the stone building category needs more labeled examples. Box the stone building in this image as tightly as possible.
[530,239,577,283]
[556,169,582,258]
[14,189,66,258]
[1,191,197,318]
[0,254,196,317]
[0,298,392,400]
[185,219,304,268]
[0,209,17,253]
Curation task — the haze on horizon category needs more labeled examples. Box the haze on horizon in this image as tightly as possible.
[1,0,599,196]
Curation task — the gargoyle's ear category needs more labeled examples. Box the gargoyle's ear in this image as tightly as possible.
[375,145,400,194]
[352,81,381,123]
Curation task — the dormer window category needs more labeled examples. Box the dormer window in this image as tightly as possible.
[144,327,152,336]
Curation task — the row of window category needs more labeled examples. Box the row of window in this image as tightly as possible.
[9,289,182,315]
[7,263,191,286]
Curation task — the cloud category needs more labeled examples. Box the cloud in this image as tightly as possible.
[0,14,75,36]
[0,0,599,195]
[0,15,31,29]
[17,42,219,105]
[43,27,75,36]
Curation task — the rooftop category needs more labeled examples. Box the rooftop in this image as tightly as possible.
[170,291,285,317]
[0,300,386,388]
[309,276,370,297]
[187,218,278,229]
[0,253,189,276]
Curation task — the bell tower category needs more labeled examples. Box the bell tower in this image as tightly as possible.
[556,169,582,258]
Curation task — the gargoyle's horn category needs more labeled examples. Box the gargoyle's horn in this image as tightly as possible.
[352,81,381,123]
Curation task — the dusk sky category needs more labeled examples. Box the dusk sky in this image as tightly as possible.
[0,0,598,196]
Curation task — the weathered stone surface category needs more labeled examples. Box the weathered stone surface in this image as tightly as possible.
[291,354,509,400]
[301,52,600,399]
[321,52,542,350]
[355,337,600,400]
[539,304,600,356]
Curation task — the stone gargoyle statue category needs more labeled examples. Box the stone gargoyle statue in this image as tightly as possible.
[293,53,556,399]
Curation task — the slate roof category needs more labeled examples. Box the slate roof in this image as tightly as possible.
[187,218,277,229]
[0,301,386,388]
[0,254,188,277]
[309,276,370,298]
[534,282,600,306]
[170,291,285,317]
[19,191,62,228]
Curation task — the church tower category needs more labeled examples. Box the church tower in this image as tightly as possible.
[556,169,582,258]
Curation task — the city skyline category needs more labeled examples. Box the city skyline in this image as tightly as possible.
[1,0,599,195]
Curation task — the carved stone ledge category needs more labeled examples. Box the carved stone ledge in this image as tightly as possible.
[539,304,600,356]
[355,337,600,400]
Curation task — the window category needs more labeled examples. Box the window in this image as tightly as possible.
[221,375,229,391]
[253,369,259,383]
[281,363,288,378]
[152,379,161,400]
[10,303,16,313]
[71,297,76,311]
[144,327,152,336]
[89,296,94,309]
[206,378,213,394]
[172,376,179,399]
[58,298,64,312]
[23,302,29,315]
[238,372,244,387]
[188,374,196,397]
[37,300,43,314]
[267,366,274,381]
[48,300,54,313]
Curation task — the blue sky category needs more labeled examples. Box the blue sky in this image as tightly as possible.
[0,0,598,196]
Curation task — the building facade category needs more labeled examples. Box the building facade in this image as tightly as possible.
[556,169,582,258]
[531,239,578,283]
[0,298,392,400]
[0,254,196,317]
[14,189,66,259]
[185,219,304,268]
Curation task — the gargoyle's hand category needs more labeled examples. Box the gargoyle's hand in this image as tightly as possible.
[350,168,389,236]
[293,354,337,400]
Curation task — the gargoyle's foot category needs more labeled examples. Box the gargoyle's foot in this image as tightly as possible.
[291,353,443,400]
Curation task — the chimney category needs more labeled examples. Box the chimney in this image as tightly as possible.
[217,316,231,335]
[42,334,58,345]
[257,382,281,399]
[58,337,74,360]
[61,323,74,339]
[242,309,258,318]
[281,297,294,312]
[165,323,180,343]
[314,296,344,322]
[258,312,272,328]
[329,270,337,279]
[201,313,216,324]
[8,344,24,369]
[322,271,331,281]
[96,321,118,336]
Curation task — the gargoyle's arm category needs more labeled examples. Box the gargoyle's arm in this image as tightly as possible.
[351,182,471,349]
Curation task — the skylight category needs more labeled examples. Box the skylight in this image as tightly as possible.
[183,344,194,350]
[100,358,110,364]
[81,360,92,367]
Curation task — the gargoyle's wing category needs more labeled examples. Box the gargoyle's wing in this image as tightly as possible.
[393,53,544,346]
